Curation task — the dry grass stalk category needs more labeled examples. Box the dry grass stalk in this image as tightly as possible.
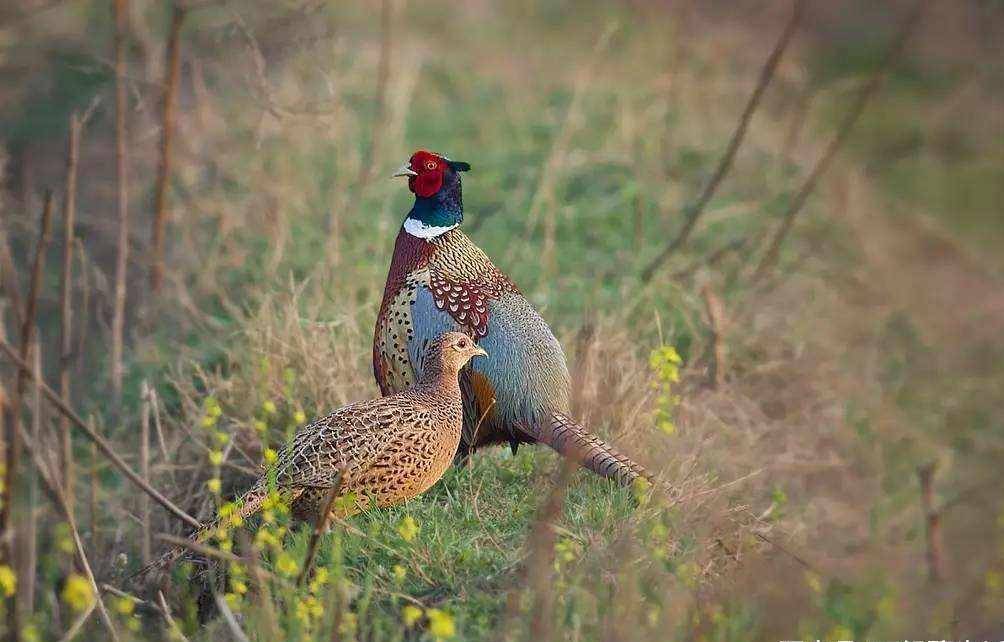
[502,461,575,641]
[56,600,96,642]
[213,589,251,642]
[0,384,8,542]
[140,380,152,565]
[88,433,98,554]
[296,469,344,587]
[0,337,202,529]
[111,0,130,405]
[0,223,24,330]
[358,0,392,185]
[237,533,280,641]
[640,0,804,283]
[17,190,54,397]
[20,343,44,618]
[13,387,119,641]
[156,590,190,642]
[917,463,946,581]
[754,0,927,279]
[59,112,83,518]
[150,4,187,294]
[701,284,727,388]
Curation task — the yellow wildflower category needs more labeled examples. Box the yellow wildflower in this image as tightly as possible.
[253,420,268,434]
[231,579,248,595]
[397,516,420,543]
[61,574,94,612]
[293,409,307,424]
[275,552,298,577]
[402,605,423,627]
[426,608,456,639]
[213,431,230,446]
[200,415,217,429]
[392,564,407,583]
[263,448,278,465]
[309,567,329,593]
[114,596,135,616]
[225,592,241,611]
[296,595,324,624]
[22,624,40,642]
[262,400,277,415]
[207,478,222,494]
[208,450,224,466]
[0,565,16,597]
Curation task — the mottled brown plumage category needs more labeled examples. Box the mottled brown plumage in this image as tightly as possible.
[139,332,485,578]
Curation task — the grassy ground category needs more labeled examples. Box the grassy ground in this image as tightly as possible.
[1,1,1003,640]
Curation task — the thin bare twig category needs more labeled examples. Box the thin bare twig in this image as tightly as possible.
[140,380,152,564]
[701,284,727,388]
[14,393,119,641]
[60,112,83,518]
[150,3,187,294]
[157,590,190,642]
[356,0,392,187]
[0,338,202,529]
[111,0,131,406]
[918,463,945,581]
[56,600,96,642]
[640,0,804,283]
[296,470,344,587]
[754,0,927,279]
[214,589,251,642]
[17,191,54,397]
[0,223,24,330]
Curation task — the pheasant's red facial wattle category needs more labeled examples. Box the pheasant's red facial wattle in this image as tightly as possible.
[407,150,446,198]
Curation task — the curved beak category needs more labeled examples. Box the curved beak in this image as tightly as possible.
[392,163,417,178]
[473,346,488,359]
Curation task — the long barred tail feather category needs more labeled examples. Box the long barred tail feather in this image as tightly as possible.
[131,485,272,583]
[532,412,654,486]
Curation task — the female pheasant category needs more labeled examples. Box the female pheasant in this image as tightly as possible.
[141,332,485,575]
[373,150,650,486]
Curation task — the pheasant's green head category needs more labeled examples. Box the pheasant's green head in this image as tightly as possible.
[393,150,471,239]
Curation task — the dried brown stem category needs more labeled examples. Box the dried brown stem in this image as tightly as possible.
[111,0,130,405]
[356,0,392,188]
[296,470,344,587]
[640,0,804,283]
[20,344,43,618]
[701,284,727,388]
[140,380,151,564]
[918,463,945,581]
[150,4,186,294]
[0,224,24,330]
[754,0,927,279]
[60,113,82,518]
[237,533,279,641]
[156,590,190,642]
[13,389,119,641]
[17,191,54,397]
[503,461,575,641]
[0,337,202,529]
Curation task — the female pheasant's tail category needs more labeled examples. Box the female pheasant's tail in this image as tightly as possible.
[131,486,270,583]
[533,412,653,487]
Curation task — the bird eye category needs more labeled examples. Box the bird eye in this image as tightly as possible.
[425,161,437,170]
[457,339,467,348]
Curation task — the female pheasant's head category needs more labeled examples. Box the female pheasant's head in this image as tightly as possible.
[421,332,488,382]
[393,150,471,239]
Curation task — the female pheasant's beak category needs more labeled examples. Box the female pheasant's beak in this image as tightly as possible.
[392,163,418,178]
[473,346,488,358]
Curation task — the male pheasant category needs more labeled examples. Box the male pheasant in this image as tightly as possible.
[373,150,651,486]
[140,332,485,576]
